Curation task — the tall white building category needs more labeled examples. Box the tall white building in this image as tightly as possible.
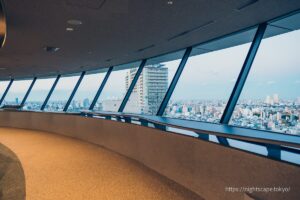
[125,64,168,114]
[273,94,279,104]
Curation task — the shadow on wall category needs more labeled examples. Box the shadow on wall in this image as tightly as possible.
[0,143,25,200]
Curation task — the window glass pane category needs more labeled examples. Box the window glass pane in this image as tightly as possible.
[124,50,185,115]
[230,14,300,135]
[67,69,107,112]
[93,61,141,112]
[23,77,56,111]
[227,139,268,156]
[164,28,256,123]
[0,81,9,99]
[281,150,300,165]
[1,79,32,106]
[44,75,80,112]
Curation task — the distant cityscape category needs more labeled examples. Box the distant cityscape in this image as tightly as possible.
[1,66,299,136]
[165,95,300,135]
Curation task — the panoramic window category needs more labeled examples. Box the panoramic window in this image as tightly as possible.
[22,77,56,111]
[123,50,185,115]
[0,79,32,106]
[230,15,300,135]
[0,81,10,99]
[44,74,80,112]
[93,61,141,112]
[67,69,107,112]
[163,29,256,123]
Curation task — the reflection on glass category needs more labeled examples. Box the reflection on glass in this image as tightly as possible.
[0,81,9,99]
[1,80,32,106]
[230,25,300,135]
[164,29,255,123]
[67,70,107,112]
[94,61,141,112]
[44,75,80,112]
[124,50,185,115]
[23,78,56,111]
[227,139,268,156]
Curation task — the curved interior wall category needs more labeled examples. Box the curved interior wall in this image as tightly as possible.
[0,142,25,200]
[0,110,299,200]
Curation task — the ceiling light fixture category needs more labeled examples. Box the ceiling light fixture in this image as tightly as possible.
[167,1,173,5]
[67,19,82,26]
[66,27,74,31]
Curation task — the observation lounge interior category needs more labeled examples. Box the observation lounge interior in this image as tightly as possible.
[0,1,300,200]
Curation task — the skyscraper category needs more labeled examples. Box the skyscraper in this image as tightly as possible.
[126,64,168,114]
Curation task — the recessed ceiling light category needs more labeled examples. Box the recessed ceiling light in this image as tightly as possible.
[67,19,82,25]
[167,1,173,5]
[66,27,74,31]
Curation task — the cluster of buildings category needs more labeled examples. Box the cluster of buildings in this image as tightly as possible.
[230,95,300,135]
[165,94,300,135]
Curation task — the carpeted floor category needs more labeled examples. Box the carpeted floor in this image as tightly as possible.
[0,127,202,200]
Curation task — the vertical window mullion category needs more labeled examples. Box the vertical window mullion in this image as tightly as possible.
[0,79,14,105]
[63,71,86,112]
[156,47,192,116]
[89,67,113,110]
[220,23,267,124]
[21,77,37,106]
[118,59,147,112]
[41,75,61,111]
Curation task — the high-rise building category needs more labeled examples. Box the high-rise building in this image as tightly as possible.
[83,98,90,108]
[265,95,274,105]
[273,94,279,104]
[126,64,168,114]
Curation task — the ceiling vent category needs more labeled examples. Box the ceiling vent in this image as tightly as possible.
[0,0,7,48]
[65,0,106,9]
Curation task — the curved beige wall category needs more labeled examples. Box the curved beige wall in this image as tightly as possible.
[0,110,299,200]
[0,143,25,200]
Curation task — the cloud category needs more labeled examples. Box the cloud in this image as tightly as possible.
[211,70,219,76]
[230,78,236,83]
[267,81,276,85]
